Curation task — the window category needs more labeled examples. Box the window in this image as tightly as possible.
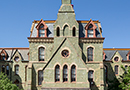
[114,57,119,62]
[72,27,76,36]
[38,70,43,85]
[87,30,94,37]
[15,65,19,75]
[2,65,5,73]
[1,53,6,60]
[115,65,118,75]
[39,29,45,37]
[71,65,76,82]
[88,70,94,86]
[39,47,45,61]
[125,65,128,74]
[63,65,68,82]
[25,66,27,81]
[14,56,19,62]
[61,50,69,58]
[56,27,60,37]
[6,65,9,76]
[104,65,108,83]
[55,65,60,82]
[87,47,93,61]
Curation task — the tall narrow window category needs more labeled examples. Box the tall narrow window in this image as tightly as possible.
[1,53,6,60]
[87,47,93,61]
[6,65,9,76]
[39,25,45,37]
[56,27,60,37]
[87,24,93,37]
[38,70,43,85]
[25,65,27,81]
[39,47,45,61]
[55,65,60,82]
[63,65,68,82]
[115,65,118,75]
[2,65,5,73]
[71,65,76,82]
[88,70,94,86]
[104,65,108,83]
[72,27,76,36]
[15,65,19,75]
[125,65,128,74]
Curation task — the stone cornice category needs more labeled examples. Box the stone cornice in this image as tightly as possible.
[80,37,105,43]
[28,37,54,43]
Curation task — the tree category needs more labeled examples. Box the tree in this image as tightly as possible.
[118,66,130,90]
[0,72,21,90]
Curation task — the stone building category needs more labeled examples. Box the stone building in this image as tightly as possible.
[0,0,130,90]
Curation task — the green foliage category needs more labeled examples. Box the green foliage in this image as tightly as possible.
[118,65,130,90]
[0,72,21,90]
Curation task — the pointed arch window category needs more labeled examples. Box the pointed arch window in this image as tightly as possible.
[39,47,45,61]
[15,65,19,75]
[104,65,108,83]
[38,70,43,85]
[71,65,76,82]
[55,65,60,82]
[63,65,68,82]
[87,47,93,61]
[72,27,76,36]
[56,27,60,37]
[88,70,94,86]
[6,65,9,76]
[2,65,5,73]
[115,65,118,75]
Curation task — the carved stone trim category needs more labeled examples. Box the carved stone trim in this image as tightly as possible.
[28,37,54,43]
[80,38,105,43]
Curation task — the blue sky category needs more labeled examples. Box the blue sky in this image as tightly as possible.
[0,0,130,48]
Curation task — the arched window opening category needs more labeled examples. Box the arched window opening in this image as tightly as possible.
[125,65,128,74]
[39,47,45,61]
[55,65,60,82]
[15,65,19,75]
[88,70,94,86]
[6,65,9,76]
[71,65,76,82]
[72,27,76,36]
[1,53,6,60]
[56,27,60,37]
[39,24,45,37]
[115,65,118,75]
[87,47,93,61]
[104,65,108,83]
[87,24,94,37]
[25,65,27,81]
[2,65,5,73]
[63,65,68,82]
[38,70,43,85]
[63,25,69,36]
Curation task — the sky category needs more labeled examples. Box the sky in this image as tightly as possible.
[0,0,130,48]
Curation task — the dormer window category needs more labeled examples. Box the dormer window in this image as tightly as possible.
[0,49,7,60]
[85,19,97,38]
[36,19,48,38]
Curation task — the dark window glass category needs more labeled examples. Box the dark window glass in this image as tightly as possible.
[55,65,60,82]
[63,65,68,82]
[6,65,9,76]
[2,65,5,73]
[87,47,93,61]
[25,66,27,81]
[38,70,43,85]
[71,65,76,82]
[14,79,19,87]
[104,65,108,83]
[15,65,19,75]
[39,47,45,61]
[115,65,118,75]
[56,27,60,37]
[114,57,119,62]
[88,70,94,86]
[62,50,69,58]
[72,27,76,36]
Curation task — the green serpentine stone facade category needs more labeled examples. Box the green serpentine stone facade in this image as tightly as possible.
[0,0,129,90]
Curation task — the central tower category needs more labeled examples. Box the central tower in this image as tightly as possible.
[54,0,79,38]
